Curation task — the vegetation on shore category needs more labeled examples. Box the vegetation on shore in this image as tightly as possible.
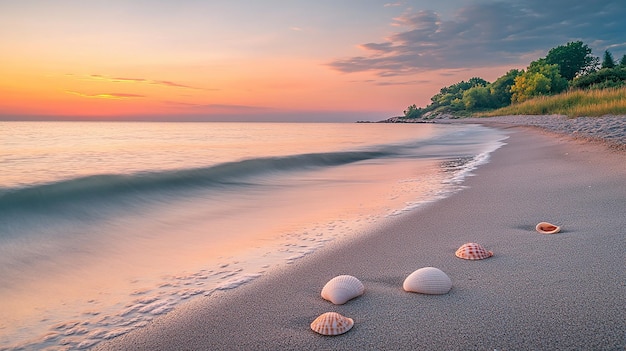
[479,86,626,117]
[400,41,626,120]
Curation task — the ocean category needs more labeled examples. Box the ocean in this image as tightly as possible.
[0,121,507,350]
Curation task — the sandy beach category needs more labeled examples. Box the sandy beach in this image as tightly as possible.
[95,121,626,350]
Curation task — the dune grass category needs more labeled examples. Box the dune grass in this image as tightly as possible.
[480,87,626,118]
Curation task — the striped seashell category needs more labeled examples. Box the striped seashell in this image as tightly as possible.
[535,222,561,234]
[321,275,364,305]
[310,312,354,336]
[403,267,452,295]
[455,242,493,260]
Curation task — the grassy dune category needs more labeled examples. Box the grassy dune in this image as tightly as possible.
[480,87,626,117]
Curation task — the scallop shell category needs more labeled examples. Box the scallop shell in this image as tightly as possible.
[310,312,354,336]
[403,267,452,295]
[535,222,561,234]
[455,242,493,260]
[321,275,364,305]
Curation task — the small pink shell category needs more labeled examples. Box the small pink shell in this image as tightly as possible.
[455,243,493,260]
[535,222,561,234]
[310,312,354,336]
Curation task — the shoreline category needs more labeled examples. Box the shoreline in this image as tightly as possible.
[95,122,625,350]
[442,115,626,151]
[383,114,625,151]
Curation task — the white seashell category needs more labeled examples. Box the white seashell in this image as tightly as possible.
[321,275,364,305]
[310,312,354,336]
[403,267,452,295]
[535,222,561,234]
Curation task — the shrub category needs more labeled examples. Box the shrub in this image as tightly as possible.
[571,67,626,90]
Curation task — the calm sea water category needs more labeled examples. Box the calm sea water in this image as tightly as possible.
[0,121,507,350]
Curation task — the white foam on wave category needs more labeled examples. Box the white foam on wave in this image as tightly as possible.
[386,137,508,218]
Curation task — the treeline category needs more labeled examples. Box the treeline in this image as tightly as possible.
[403,41,626,119]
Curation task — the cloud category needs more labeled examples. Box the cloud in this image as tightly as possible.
[329,0,626,76]
[83,75,203,90]
[150,80,201,89]
[349,79,432,86]
[375,79,432,86]
[66,91,145,99]
[89,75,147,83]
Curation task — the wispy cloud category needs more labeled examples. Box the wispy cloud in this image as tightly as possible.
[89,75,147,83]
[80,74,204,90]
[349,79,432,86]
[329,0,626,76]
[151,80,201,89]
[375,79,432,86]
[66,91,145,99]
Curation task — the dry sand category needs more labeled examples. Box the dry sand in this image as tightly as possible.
[95,125,626,351]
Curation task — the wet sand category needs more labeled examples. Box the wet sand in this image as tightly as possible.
[95,125,626,350]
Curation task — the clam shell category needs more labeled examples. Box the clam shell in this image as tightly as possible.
[535,222,561,234]
[455,242,493,260]
[321,275,364,305]
[310,312,354,336]
[403,267,452,295]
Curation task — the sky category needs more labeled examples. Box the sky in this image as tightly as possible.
[1,0,625,122]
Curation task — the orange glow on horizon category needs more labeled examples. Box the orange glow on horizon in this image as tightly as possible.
[0,48,517,120]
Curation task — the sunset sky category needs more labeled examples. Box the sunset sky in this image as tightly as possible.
[1,0,625,121]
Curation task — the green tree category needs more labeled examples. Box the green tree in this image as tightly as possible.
[450,98,465,111]
[545,41,598,80]
[467,77,490,87]
[403,104,422,118]
[620,54,626,67]
[602,50,616,69]
[528,60,568,93]
[489,69,522,107]
[511,72,551,103]
[462,86,496,110]
[430,77,489,110]
[510,61,567,103]
[571,67,626,89]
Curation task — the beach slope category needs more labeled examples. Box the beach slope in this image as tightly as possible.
[95,126,626,350]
